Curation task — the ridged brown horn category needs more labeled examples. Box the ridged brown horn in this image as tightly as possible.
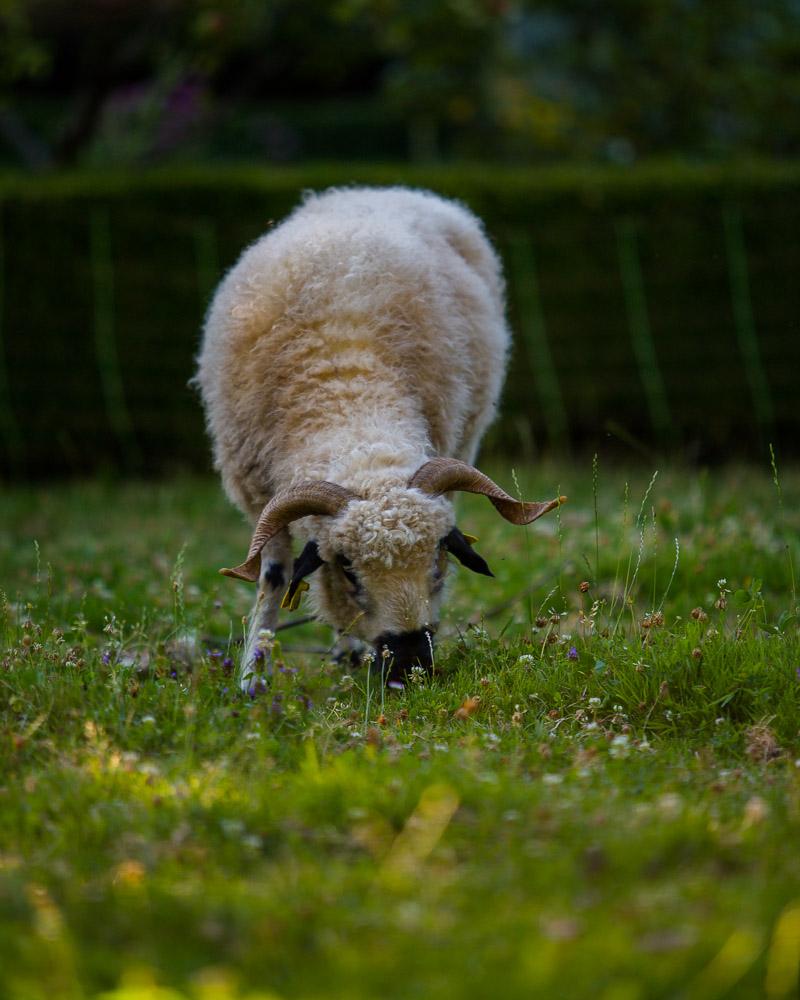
[408,457,566,525]
[220,482,359,582]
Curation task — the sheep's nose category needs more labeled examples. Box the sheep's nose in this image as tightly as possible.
[373,628,435,682]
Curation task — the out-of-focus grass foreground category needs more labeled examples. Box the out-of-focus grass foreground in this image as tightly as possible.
[2,458,799,999]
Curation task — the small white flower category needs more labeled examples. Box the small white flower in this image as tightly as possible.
[588,697,601,706]
[715,717,726,725]
[517,654,536,666]
[542,773,563,785]
[717,578,727,588]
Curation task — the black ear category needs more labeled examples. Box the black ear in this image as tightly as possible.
[442,527,494,577]
[284,540,325,604]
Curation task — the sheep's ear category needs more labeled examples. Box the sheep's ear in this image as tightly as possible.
[281,541,324,610]
[442,527,494,578]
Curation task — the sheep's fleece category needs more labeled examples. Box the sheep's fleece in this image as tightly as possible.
[196,185,542,680]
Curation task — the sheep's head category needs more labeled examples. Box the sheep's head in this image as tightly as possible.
[221,459,565,682]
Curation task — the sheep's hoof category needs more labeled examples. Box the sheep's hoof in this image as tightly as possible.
[332,634,367,669]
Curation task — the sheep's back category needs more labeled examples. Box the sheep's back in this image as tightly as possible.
[196,186,509,515]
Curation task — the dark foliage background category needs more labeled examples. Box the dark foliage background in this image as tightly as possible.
[1,2,799,476]
[1,162,798,477]
[4,0,800,168]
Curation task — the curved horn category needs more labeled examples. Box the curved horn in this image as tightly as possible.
[408,457,566,525]
[220,482,358,582]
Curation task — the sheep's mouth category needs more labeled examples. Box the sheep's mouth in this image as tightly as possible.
[372,627,436,684]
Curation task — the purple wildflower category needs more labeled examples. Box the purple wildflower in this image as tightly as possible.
[252,648,265,663]
[101,650,111,665]
[568,646,579,661]
[222,657,234,670]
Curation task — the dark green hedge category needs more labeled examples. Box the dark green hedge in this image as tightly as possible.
[1,161,799,477]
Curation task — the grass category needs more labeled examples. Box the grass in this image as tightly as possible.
[1,459,800,1000]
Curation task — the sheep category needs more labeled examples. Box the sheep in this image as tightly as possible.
[195,185,563,689]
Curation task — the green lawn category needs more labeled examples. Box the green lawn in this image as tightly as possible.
[1,460,799,1000]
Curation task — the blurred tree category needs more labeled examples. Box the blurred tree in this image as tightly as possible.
[3,0,800,167]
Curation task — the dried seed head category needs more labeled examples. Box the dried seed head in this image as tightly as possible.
[691,607,708,622]
[535,616,548,628]
[579,581,591,593]
[691,647,703,660]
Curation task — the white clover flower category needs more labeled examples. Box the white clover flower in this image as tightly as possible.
[517,654,536,666]
[588,697,601,706]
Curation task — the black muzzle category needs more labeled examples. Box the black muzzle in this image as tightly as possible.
[373,628,435,684]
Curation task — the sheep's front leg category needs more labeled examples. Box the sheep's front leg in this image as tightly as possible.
[239,530,291,693]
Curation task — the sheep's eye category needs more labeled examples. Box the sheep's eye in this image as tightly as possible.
[336,555,360,591]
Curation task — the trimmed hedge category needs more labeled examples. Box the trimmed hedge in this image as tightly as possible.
[1,161,799,477]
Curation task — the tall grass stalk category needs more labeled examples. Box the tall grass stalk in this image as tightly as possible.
[770,444,797,613]
[613,471,659,634]
[592,453,600,585]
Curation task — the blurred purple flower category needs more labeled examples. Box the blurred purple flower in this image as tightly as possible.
[102,650,111,665]
[252,648,264,663]
[568,646,579,661]
[223,657,234,670]
[153,76,206,154]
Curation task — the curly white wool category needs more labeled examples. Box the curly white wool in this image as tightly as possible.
[195,185,510,669]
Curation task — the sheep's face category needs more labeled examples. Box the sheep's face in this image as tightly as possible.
[302,488,457,674]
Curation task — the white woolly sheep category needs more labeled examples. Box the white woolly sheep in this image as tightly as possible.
[195,185,563,689]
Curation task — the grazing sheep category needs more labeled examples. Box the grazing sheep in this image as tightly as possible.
[195,186,563,689]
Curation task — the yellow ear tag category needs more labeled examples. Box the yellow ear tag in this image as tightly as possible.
[281,579,309,611]
[463,533,479,545]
